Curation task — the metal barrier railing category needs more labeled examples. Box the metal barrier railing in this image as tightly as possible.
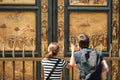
[0,58,40,80]
[0,57,118,80]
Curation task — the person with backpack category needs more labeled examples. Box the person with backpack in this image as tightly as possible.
[71,33,109,80]
[41,42,75,80]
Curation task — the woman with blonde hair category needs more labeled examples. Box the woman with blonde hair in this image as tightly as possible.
[41,42,75,80]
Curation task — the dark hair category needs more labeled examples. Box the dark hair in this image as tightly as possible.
[77,34,89,48]
[45,42,59,58]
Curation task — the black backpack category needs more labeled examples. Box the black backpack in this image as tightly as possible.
[80,50,101,80]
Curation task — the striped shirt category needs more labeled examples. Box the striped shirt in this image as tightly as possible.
[41,57,68,80]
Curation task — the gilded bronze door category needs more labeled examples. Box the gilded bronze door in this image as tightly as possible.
[41,0,120,80]
[0,0,119,80]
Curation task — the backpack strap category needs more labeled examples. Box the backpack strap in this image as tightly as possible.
[46,59,60,80]
[96,51,101,66]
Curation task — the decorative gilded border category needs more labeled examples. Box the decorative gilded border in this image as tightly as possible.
[58,0,64,57]
[111,0,119,80]
[41,0,48,57]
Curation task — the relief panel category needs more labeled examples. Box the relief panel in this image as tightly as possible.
[0,0,35,5]
[69,0,107,6]
[70,12,108,51]
[0,12,36,51]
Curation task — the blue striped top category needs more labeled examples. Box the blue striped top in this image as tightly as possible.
[41,57,68,80]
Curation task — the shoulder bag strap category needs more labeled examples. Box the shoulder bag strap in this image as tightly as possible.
[46,59,60,80]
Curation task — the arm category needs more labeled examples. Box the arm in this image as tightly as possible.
[66,44,76,68]
[69,44,76,66]
[101,59,109,72]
